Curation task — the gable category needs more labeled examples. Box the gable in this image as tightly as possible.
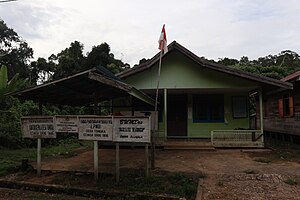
[124,50,259,90]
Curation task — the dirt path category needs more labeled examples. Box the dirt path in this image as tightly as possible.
[4,148,300,199]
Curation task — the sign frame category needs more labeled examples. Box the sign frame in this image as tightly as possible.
[113,116,151,143]
[78,115,113,141]
[54,115,78,133]
[21,116,56,139]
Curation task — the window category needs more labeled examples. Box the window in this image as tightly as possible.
[193,94,224,122]
[232,96,248,118]
[278,95,294,118]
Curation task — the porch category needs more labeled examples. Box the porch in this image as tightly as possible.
[144,87,266,148]
[153,129,264,149]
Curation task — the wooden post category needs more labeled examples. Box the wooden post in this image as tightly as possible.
[290,135,294,144]
[164,88,167,138]
[116,143,120,183]
[37,101,42,176]
[93,92,99,182]
[259,88,264,143]
[145,144,149,177]
[37,138,41,176]
[151,133,155,169]
[94,141,98,182]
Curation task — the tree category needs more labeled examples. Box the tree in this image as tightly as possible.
[218,57,239,66]
[30,57,55,84]
[51,41,86,80]
[86,43,127,74]
[0,19,33,80]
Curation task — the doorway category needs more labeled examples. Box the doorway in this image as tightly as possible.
[167,94,187,137]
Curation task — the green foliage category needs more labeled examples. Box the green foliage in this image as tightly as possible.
[0,139,90,176]
[0,96,93,149]
[38,41,128,82]
[0,19,33,80]
[222,50,300,80]
[284,178,298,185]
[99,171,199,200]
[0,65,19,100]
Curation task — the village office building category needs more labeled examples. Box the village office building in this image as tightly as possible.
[115,41,292,146]
[14,41,292,148]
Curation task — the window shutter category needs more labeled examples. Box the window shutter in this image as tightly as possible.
[289,96,294,117]
[278,98,284,118]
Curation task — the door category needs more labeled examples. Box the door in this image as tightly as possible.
[167,94,187,137]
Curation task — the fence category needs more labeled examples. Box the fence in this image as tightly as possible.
[211,130,264,147]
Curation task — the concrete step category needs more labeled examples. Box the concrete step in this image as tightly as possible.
[163,141,215,150]
[164,146,215,150]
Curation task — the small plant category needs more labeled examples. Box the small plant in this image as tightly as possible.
[284,178,298,185]
[244,169,257,174]
[216,180,224,187]
[254,158,271,163]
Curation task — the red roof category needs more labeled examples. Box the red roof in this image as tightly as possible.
[281,71,300,82]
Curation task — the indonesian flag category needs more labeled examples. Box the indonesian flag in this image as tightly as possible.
[158,24,168,54]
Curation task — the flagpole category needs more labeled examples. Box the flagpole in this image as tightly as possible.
[155,50,163,112]
[151,51,162,170]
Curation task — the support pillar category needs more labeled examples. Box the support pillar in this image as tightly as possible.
[37,138,41,176]
[145,144,149,177]
[93,93,99,182]
[164,88,167,138]
[259,87,264,143]
[116,143,120,183]
[37,101,42,176]
[94,141,98,182]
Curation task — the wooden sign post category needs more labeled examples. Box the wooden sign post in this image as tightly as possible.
[78,116,113,181]
[21,116,56,176]
[116,142,120,183]
[113,116,151,180]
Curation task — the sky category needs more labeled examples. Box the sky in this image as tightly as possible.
[1,0,300,66]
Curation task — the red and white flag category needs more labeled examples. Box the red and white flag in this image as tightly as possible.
[158,24,168,54]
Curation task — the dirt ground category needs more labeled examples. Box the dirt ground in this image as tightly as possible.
[2,147,300,200]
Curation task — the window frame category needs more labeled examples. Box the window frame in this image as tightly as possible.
[232,96,248,119]
[278,94,294,118]
[192,94,224,123]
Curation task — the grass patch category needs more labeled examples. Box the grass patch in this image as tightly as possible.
[275,149,300,162]
[216,180,224,187]
[244,169,258,174]
[253,158,271,163]
[0,139,91,176]
[111,171,200,199]
[48,170,200,200]
[284,178,298,185]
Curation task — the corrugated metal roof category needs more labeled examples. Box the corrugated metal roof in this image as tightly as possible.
[12,67,155,106]
[281,71,300,82]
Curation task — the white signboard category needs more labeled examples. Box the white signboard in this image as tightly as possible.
[21,116,56,138]
[54,115,78,133]
[133,111,157,131]
[113,116,150,143]
[78,116,113,141]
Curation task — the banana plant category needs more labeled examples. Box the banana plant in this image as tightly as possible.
[0,65,19,101]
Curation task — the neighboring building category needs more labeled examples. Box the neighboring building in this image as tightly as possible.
[262,71,300,143]
[116,41,292,147]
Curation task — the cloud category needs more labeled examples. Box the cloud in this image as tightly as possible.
[0,0,65,40]
[0,0,300,65]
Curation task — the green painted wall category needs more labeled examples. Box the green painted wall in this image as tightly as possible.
[121,50,259,138]
[125,51,258,89]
